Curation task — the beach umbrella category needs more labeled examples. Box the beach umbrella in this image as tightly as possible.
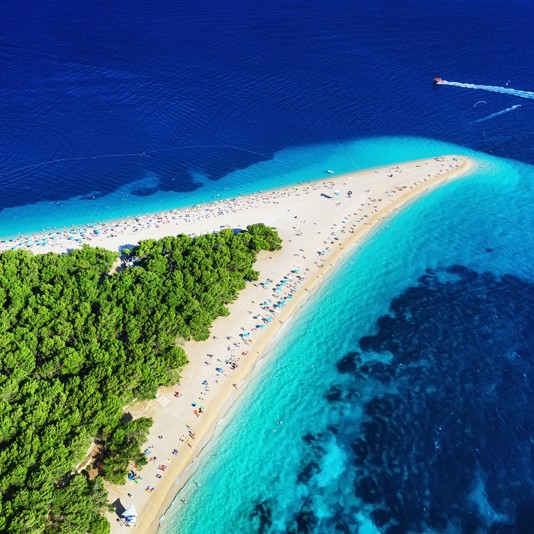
[216,367,223,373]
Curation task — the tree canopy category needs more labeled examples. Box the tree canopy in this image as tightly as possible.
[0,223,281,533]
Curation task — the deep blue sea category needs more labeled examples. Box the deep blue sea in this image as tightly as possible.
[3,1,534,532]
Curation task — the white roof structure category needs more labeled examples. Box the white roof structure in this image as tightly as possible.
[122,505,138,518]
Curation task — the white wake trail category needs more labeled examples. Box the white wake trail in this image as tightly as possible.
[472,105,522,124]
[439,80,534,101]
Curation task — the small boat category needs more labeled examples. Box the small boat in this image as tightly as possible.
[433,77,444,85]
[326,169,335,174]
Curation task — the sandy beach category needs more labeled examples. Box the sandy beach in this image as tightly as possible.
[7,155,474,531]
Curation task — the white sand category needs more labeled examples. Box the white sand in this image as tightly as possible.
[9,155,474,532]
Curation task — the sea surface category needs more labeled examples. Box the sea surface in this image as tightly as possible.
[3,1,534,532]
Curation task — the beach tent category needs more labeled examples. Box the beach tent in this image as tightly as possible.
[122,505,138,519]
[122,505,138,527]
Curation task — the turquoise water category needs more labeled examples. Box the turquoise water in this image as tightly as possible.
[158,140,534,533]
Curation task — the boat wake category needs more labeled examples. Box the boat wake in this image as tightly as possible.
[472,105,522,124]
[436,79,534,101]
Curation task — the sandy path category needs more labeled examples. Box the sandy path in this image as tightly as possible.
[21,155,474,532]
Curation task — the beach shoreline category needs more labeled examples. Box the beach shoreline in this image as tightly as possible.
[12,155,474,532]
[0,157,469,255]
[136,155,474,534]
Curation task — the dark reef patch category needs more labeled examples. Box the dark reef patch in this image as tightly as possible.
[351,265,534,532]
[336,351,361,374]
[325,385,343,402]
[297,461,320,484]
[249,499,273,533]
[289,501,318,534]
[248,265,534,532]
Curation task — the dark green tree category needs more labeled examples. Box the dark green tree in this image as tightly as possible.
[0,223,281,532]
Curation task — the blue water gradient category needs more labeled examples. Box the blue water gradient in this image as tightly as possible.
[2,0,534,230]
[160,150,534,533]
